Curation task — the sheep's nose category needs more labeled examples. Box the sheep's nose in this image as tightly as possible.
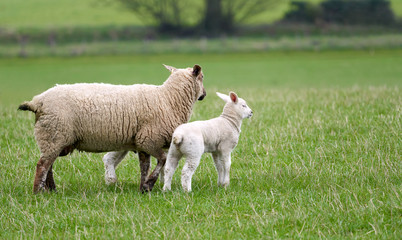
[198,90,206,101]
[198,94,205,101]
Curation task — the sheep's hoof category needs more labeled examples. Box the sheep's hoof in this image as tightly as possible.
[33,185,57,194]
[141,181,156,193]
[140,184,151,193]
[33,188,43,194]
[45,181,57,191]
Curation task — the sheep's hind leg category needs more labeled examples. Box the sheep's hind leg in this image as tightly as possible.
[33,152,59,194]
[138,151,151,192]
[45,165,56,191]
[103,151,128,185]
[33,116,73,194]
[42,145,74,191]
[142,150,166,192]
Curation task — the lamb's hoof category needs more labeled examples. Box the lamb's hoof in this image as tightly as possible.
[104,169,118,185]
[218,183,230,189]
[105,176,117,185]
[182,187,191,192]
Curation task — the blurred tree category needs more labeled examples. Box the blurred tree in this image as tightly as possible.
[321,0,395,25]
[117,0,202,33]
[201,0,279,34]
[283,0,395,25]
[117,0,278,35]
[283,1,322,24]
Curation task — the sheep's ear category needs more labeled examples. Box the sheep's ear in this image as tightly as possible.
[192,64,201,77]
[229,92,238,103]
[163,64,177,73]
[216,92,230,103]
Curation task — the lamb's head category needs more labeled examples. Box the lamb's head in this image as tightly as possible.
[217,92,253,119]
[163,64,206,101]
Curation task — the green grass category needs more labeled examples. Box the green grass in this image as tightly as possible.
[2,34,402,58]
[0,50,401,238]
[1,0,402,29]
[0,0,140,29]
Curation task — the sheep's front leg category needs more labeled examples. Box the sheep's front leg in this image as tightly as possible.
[103,151,128,185]
[138,151,151,192]
[143,150,166,192]
[159,165,165,185]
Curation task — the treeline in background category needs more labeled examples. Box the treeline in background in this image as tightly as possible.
[0,0,401,57]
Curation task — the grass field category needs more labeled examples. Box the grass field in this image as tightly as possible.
[1,0,402,29]
[2,34,402,58]
[0,50,401,238]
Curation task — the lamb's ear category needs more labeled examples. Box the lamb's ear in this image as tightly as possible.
[216,92,230,103]
[229,92,238,103]
[163,64,177,73]
[192,64,201,77]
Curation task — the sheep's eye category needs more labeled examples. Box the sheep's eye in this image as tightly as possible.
[242,104,247,108]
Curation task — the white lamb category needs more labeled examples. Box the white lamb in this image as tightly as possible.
[18,64,206,193]
[163,92,253,192]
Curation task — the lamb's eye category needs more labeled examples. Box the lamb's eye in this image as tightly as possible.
[242,104,247,108]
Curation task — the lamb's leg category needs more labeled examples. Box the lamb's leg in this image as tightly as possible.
[212,152,225,186]
[103,151,128,185]
[221,153,232,187]
[138,151,151,192]
[142,150,166,192]
[163,145,183,191]
[181,155,201,192]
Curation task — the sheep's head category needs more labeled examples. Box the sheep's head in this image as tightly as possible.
[217,92,253,119]
[163,64,206,101]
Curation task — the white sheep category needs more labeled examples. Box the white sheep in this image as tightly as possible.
[18,64,206,193]
[163,92,253,192]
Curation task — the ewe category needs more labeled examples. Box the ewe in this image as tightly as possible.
[19,64,206,193]
[163,92,253,192]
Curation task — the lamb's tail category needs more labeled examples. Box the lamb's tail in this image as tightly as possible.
[18,101,37,113]
[172,134,183,145]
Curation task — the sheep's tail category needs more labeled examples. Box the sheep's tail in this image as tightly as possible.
[18,101,37,112]
[172,134,183,145]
